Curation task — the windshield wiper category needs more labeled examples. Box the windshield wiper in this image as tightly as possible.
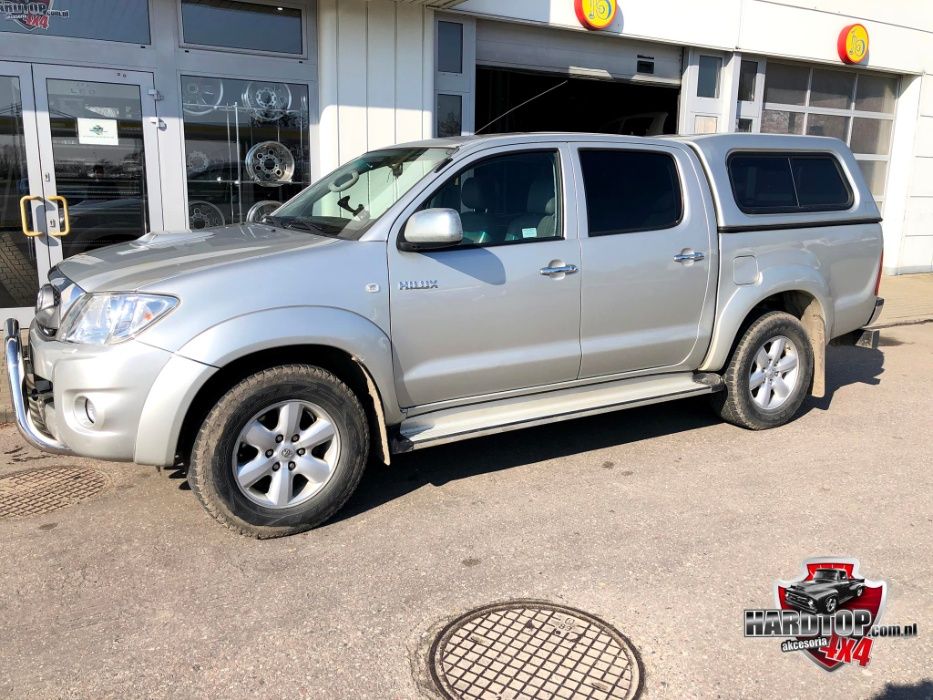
[263,215,333,236]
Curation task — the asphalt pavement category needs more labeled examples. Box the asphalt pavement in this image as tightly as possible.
[0,323,931,699]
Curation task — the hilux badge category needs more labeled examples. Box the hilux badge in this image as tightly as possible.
[399,280,438,291]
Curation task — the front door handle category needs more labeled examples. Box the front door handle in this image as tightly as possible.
[540,264,579,276]
[674,251,705,263]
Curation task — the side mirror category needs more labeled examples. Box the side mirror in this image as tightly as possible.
[400,208,463,251]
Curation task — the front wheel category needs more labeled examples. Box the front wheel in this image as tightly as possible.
[712,311,814,430]
[187,365,369,538]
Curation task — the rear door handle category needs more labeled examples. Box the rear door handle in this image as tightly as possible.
[674,251,705,263]
[540,264,578,276]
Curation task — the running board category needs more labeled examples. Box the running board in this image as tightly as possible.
[393,372,722,453]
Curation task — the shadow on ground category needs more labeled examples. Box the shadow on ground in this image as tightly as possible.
[334,343,884,523]
[872,680,933,699]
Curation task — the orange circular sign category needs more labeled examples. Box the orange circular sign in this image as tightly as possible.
[574,0,618,31]
[838,23,869,64]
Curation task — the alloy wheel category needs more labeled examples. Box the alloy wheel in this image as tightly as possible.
[748,335,800,411]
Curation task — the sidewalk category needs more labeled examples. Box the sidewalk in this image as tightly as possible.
[0,274,930,426]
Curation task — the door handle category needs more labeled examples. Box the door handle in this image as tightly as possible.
[540,264,578,276]
[18,195,43,237]
[47,196,70,237]
[674,251,705,263]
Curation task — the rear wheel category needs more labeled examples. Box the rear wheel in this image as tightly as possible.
[187,365,369,538]
[712,311,814,430]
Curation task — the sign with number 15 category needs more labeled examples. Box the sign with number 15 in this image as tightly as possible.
[574,0,617,31]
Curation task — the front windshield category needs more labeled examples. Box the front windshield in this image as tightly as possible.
[269,147,453,238]
[813,570,838,581]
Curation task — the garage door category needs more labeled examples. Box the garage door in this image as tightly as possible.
[475,19,682,85]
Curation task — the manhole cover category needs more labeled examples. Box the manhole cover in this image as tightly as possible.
[0,466,108,518]
[429,601,643,700]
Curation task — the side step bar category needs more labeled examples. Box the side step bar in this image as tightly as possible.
[393,372,722,453]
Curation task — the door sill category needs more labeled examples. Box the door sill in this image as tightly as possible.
[392,372,722,453]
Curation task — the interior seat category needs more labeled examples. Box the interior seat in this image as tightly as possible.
[506,178,557,241]
[459,178,493,244]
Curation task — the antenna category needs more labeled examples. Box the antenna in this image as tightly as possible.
[474,79,569,135]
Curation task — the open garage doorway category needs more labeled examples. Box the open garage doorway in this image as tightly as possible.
[475,67,679,136]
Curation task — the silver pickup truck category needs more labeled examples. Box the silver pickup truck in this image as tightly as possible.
[5,133,883,538]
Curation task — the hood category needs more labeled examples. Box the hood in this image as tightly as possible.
[56,224,341,292]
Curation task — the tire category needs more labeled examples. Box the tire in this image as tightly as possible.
[187,365,369,538]
[822,595,838,614]
[855,585,865,598]
[711,311,814,430]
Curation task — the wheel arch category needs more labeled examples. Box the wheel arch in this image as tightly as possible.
[701,273,831,397]
[174,344,392,469]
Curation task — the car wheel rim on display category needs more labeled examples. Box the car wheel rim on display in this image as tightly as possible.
[247,200,281,223]
[182,77,224,116]
[186,150,211,176]
[243,82,292,122]
[748,335,800,411]
[245,141,295,187]
[188,201,225,230]
[232,400,341,510]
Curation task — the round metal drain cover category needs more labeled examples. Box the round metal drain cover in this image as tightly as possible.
[430,601,643,700]
[0,466,108,518]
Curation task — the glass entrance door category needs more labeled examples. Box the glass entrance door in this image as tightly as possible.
[32,65,163,268]
[0,63,163,321]
[0,62,49,323]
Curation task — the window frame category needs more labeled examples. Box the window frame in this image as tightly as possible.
[726,151,855,215]
[177,0,308,59]
[577,147,685,237]
[400,148,565,251]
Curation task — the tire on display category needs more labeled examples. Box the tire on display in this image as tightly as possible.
[188,365,369,538]
[712,311,814,430]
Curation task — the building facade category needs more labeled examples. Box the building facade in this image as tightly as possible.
[1,0,931,321]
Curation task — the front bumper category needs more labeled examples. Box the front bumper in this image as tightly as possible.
[830,297,884,349]
[4,318,175,463]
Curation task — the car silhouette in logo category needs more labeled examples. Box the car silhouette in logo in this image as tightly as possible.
[784,568,866,614]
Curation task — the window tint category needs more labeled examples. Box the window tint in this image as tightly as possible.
[0,0,150,44]
[728,153,853,213]
[423,151,561,247]
[579,150,682,236]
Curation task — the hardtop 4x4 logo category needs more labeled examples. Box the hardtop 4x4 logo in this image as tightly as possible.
[746,558,918,671]
[1,1,69,31]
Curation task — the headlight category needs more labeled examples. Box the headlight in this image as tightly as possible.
[58,293,178,345]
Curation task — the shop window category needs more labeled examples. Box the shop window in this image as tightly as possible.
[761,109,804,134]
[857,160,887,197]
[697,56,722,99]
[855,74,897,113]
[850,118,893,155]
[806,113,849,141]
[180,75,310,229]
[0,0,150,44]
[580,150,682,236]
[181,0,303,55]
[738,60,758,102]
[809,69,854,110]
[736,118,753,133]
[437,21,463,74]
[763,63,808,106]
[436,94,462,138]
[694,115,718,134]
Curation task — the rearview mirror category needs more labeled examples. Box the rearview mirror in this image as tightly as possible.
[400,208,463,251]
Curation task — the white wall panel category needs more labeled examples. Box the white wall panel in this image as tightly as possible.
[367,1,398,151]
[336,0,369,163]
[396,4,428,143]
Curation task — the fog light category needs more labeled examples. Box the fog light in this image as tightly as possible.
[75,396,98,428]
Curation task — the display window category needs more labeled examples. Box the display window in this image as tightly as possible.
[180,75,311,229]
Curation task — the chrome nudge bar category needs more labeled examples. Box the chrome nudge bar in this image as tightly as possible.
[4,318,74,455]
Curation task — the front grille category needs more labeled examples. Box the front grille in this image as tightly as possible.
[785,590,815,610]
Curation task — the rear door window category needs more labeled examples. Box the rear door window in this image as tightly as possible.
[579,150,683,236]
[728,152,853,213]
